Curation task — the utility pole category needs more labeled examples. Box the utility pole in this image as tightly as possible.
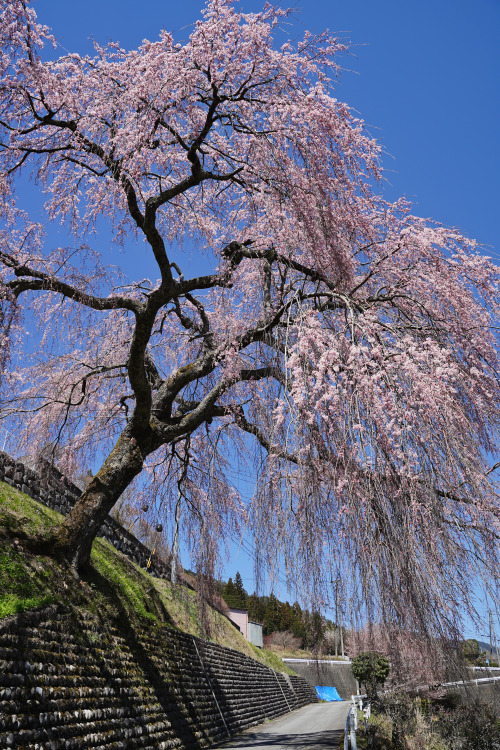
[490,610,500,667]
[335,579,339,658]
[334,576,345,659]
[489,611,493,661]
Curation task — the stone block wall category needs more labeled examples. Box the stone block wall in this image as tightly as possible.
[0,451,172,581]
[0,605,317,749]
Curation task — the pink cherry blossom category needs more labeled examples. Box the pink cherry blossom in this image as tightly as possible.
[0,0,499,646]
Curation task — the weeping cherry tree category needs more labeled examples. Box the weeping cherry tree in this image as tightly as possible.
[1,0,500,641]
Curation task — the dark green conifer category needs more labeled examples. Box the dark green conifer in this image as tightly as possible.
[233,571,247,609]
[223,573,247,609]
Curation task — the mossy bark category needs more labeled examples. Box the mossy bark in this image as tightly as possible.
[47,433,145,573]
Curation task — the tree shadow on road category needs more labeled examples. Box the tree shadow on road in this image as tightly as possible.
[220,729,344,749]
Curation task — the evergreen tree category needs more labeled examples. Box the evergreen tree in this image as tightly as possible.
[311,611,325,648]
[351,652,390,700]
[233,571,247,609]
[247,593,264,622]
[263,594,281,635]
[302,610,312,649]
[279,601,293,632]
[223,577,239,608]
[291,602,305,641]
[223,573,247,609]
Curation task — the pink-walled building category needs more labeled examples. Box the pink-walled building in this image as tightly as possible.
[228,608,248,639]
[227,608,263,647]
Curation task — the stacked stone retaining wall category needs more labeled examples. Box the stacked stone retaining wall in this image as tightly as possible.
[0,451,171,581]
[0,453,317,746]
[0,605,317,749]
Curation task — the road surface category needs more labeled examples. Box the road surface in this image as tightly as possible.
[215,702,350,750]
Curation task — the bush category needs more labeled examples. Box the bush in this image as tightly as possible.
[437,700,500,749]
[375,692,500,750]
[266,630,303,650]
[351,651,390,698]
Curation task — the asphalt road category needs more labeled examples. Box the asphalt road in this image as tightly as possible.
[215,702,350,750]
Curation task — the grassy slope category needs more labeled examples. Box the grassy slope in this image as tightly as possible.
[0,480,293,674]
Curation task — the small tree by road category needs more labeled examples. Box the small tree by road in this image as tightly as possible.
[461,639,488,667]
[351,652,390,700]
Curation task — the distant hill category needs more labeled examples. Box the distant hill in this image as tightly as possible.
[477,640,499,660]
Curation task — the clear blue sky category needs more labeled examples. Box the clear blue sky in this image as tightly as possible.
[32,0,500,634]
[38,0,500,258]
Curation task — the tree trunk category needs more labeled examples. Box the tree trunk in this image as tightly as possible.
[47,432,144,574]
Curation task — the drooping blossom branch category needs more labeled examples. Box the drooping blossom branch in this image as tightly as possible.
[0,0,499,646]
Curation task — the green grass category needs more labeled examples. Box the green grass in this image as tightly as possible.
[90,538,165,624]
[0,484,63,617]
[0,542,58,618]
[0,481,61,530]
[0,480,293,674]
[251,644,296,674]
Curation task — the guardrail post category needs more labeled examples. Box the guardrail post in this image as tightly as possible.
[350,704,358,750]
[346,695,367,749]
[344,709,350,750]
[363,702,371,732]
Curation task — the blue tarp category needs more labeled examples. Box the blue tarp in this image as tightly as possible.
[315,686,342,702]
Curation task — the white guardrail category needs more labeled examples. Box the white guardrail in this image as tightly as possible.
[283,658,352,664]
[411,672,500,694]
[343,668,500,749]
[382,668,500,697]
[344,695,367,750]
